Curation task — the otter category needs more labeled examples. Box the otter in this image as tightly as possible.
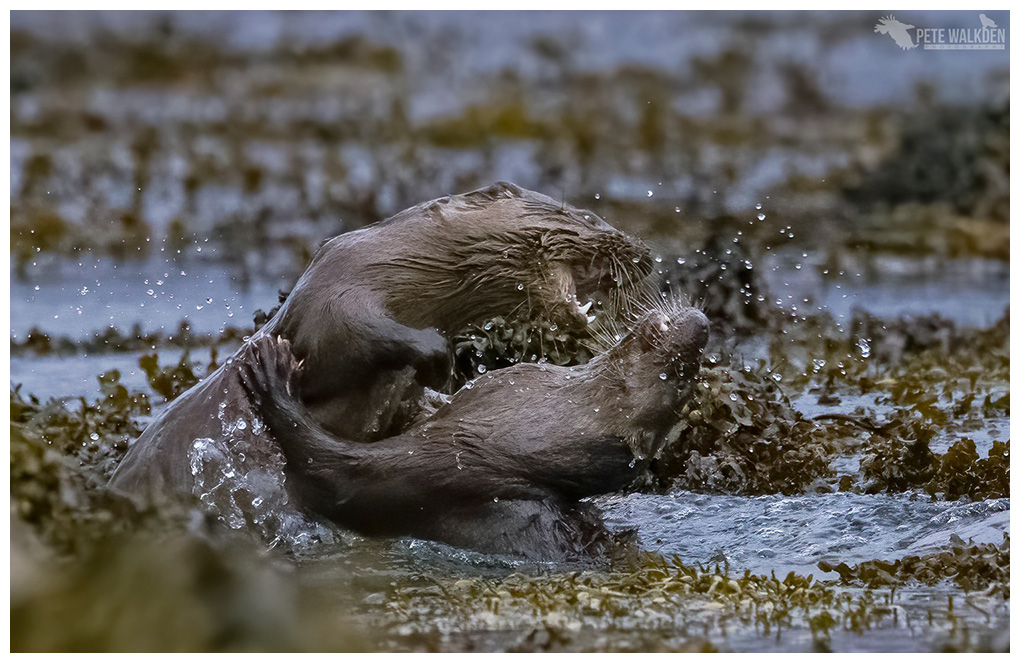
[238,302,710,560]
[110,182,653,505]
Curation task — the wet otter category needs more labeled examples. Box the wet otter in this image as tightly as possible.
[239,302,709,560]
[110,182,653,504]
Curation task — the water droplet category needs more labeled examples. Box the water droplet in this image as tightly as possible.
[647,190,653,197]
[659,373,668,380]
[477,364,487,374]
[594,193,600,200]
[89,432,99,441]
[517,283,524,291]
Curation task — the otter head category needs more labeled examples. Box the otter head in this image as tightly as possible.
[384,182,654,336]
[592,301,710,428]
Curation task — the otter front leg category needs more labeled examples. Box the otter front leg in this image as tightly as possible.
[318,317,450,439]
[237,336,388,519]
[278,286,452,440]
[289,310,451,399]
[359,314,452,391]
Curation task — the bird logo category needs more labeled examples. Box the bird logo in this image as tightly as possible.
[874,15,918,50]
[979,14,998,29]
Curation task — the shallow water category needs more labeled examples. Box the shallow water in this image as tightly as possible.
[11,253,1009,344]
[292,531,1008,653]
[597,490,1010,578]
[9,256,283,341]
[9,256,1011,573]
[766,255,1009,328]
[10,347,217,403]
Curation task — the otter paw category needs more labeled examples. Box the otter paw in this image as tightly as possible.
[238,335,304,405]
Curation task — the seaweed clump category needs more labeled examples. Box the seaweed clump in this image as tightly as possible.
[10,373,150,555]
[10,358,369,652]
[646,360,851,495]
[819,535,1009,598]
[451,314,598,386]
[377,552,876,652]
[139,350,214,402]
[11,522,368,652]
[860,435,1009,501]
[11,320,251,358]
[10,349,216,554]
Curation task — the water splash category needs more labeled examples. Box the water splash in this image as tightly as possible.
[184,404,340,552]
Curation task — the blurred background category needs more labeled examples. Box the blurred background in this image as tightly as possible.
[10,12,1009,356]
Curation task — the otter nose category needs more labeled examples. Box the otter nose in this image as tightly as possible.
[691,309,710,347]
[678,308,710,354]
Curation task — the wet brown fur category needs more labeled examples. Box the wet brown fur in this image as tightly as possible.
[110,182,653,504]
[240,302,710,560]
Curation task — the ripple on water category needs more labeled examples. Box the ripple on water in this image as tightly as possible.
[594,490,1010,577]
